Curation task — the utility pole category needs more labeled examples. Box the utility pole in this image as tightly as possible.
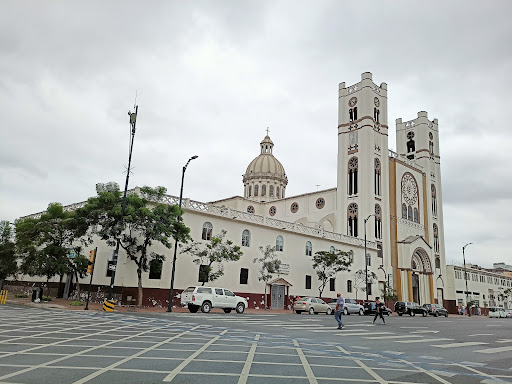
[104,105,138,311]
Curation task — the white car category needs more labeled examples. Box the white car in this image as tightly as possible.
[181,286,248,314]
[294,297,332,315]
[488,307,506,318]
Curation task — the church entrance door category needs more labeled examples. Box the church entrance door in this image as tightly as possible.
[412,274,420,304]
[437,288,443,305]
[271,285,285,309]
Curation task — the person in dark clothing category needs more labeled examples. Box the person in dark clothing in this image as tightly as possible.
[373,297,386,324]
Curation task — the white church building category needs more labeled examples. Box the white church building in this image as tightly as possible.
[12,72,449,310]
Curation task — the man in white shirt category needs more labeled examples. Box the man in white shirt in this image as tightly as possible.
[335,293,345,329]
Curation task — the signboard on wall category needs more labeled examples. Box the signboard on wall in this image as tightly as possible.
[387,273,393,288]
[278,264,290,275]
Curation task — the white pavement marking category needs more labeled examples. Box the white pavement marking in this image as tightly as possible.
[163,329,228,382]
[73,326,199,384]
[400,326,428,329]
[468,334,494,337]
[396,338,452,343]
[364,335,422,340]
[238,334,259,384]
[382,351,404,356]
[355,359,388,384]
[420,356,444,360]
[293,339,318,384]
[496,339,512,343]
[411,330,439,334]
[428,370,457,378]
[486,324,502,327]
[398,359,452,384]
[476,345,512,354]
[311,330,395,336]
[457,363,508,383]
[0,322,172,382]
[433,342,488,348]
[459,361,487,367]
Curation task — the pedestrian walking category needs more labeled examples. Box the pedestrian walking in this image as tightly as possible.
[334,293,345,329]
[373,297,386,324]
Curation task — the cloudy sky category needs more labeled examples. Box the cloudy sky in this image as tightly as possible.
[1,1,511,268]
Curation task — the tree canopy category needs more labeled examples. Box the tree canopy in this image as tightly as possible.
[181,229,243,285]
[311,248,353,297]
[253,245,282,309]
[0,221,18,289]
[78,183,191,307]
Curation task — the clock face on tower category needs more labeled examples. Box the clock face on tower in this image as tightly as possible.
[348,97,357,107]
[401,173,418,206]
[374,97,380,107]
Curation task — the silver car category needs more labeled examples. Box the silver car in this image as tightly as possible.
[294,297,332,315]
[328,298,364,315]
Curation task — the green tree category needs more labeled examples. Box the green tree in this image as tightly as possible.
[79,183,191,307]
[311,248,353,298]
[380,282,398,302]
[253,245,282,309]
[181,230,243,286]
[353,269,377,301]
[15,204,91,297]
[0,221,18,290]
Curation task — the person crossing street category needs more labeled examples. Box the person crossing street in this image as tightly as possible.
[373,297,386,324]
[334,293,345,329]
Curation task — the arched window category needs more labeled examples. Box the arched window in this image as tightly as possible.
[402,203,407,219]
[254,185,259,197]
[269,185,274,197]
[248,185,252,197]
[349,109,353,121]
[202,222,213,240]
[353,107,358,120]
[406,131,416,159]
[374,158,381,196]
[408,206,413,221]
[433,224,439,252]
[348,157,358,195]
[377,243,383,258]
[149,259,163,280]
[375,204,382,239]
[242,229,250,247]
[276,186,280,199]
[330,246,335,253]
[347,280,353,293]
[431,184,437,216]
[262,185,266,196]
[435,256,441,269]
[347,203,358,237]
[282,188,285,198]
[305,241,312,256]
[429,141,434,154]
[276,235,284,252]
[413,208,419,223]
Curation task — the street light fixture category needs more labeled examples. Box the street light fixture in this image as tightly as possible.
[167,155,198,312]
[463,242,473,316]
[364,214,375,302]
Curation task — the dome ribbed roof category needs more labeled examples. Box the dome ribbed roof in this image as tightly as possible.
[246,154,286,176]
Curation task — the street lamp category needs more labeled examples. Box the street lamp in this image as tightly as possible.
[462,242,473,316]
[167,155,198,312]
[364,214,375,302]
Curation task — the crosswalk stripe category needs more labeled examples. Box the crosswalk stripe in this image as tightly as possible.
[475,345,512,354]
[433,342,487,348]
[395,338,451,344]
[364,335,422,340]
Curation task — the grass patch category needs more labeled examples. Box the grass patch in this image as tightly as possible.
[42,296,52,302]
[69,301,84,306]
[14,293,29,298]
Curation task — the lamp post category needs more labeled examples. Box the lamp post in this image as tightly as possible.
[462,242,473,316]
[364,214,375,302]
[167,155,198,312]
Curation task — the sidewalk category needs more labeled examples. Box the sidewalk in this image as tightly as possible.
[3,295,293,314]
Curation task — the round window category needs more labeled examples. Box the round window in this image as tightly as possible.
[269,206,276,216]
[316,198,325,209]
[291,202,299,213]
[247,206,255,214]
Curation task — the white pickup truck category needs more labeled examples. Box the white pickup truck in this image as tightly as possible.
[181,286,248,314]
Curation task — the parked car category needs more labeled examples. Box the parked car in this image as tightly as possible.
[489,307,507,318]
[180,286,248,314]
[295,297,332,315]
[394,301,428,317]
[328,298,364,315]
[423,303,449,317]
[363,302,392,316]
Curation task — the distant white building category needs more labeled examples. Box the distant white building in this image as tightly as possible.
[446,264,512,309]
[11,72,449,309]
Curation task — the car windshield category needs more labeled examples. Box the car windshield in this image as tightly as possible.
[183,287,194,293]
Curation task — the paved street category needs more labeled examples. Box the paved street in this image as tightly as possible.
[1,305,511,384]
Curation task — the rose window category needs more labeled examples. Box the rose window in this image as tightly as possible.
[269,206,276,216]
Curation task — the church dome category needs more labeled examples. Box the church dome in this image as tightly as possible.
[243,135,288,202]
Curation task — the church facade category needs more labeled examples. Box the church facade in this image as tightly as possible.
[12,72,449,310]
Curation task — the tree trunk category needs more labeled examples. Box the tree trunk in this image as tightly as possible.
[137,267,143,308]
[74,271,81,301]
[46,277,50,297]
[264,284,267,310]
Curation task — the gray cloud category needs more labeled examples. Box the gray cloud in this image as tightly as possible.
[1,0,511,269]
